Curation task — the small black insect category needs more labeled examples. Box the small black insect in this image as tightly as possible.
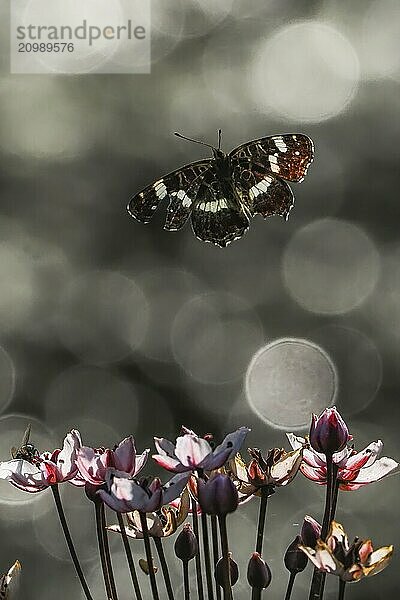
[127,131,314,247]
[11,424,39,462]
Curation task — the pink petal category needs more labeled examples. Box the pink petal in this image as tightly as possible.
[56,430,82,481]
[77,447,110,485]
[347,457,399,485]
[134,450,149,476]
[286,433,306,451]
[344,441,383,471]
[300,463,326,483]
[113,437,136,474]
[152,454,187,472]
[174,434,212,468]
[359,540,374,563]
[0,459,48,492]
[154,437,178,458]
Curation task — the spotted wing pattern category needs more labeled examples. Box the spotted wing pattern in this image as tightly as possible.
[230,134,314,183]
[191,169,250,248]
[127,160,212,229]
[232,158,294,220]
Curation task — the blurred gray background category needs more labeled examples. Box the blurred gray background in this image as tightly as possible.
[0,0,399,598]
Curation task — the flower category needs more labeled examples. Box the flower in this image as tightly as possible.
[284,535,308,574]
[300,521,393,582]
[247,553,272,589]
[197,473,239,516]
[174,523,199,562]
[227,446,302,498]
[108,488,190,539]
[309,407,351,455]
[287,433,398,491]
[0,430,82,492]
[98,472,190,513]
[153,427,250,473]
[301,515,322,548]
[76,436,149,486]
[284,516,321,574]
[0,560,21,597]
[215,554,239,587]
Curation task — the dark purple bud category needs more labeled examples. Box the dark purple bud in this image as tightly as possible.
[85,482,101,503]
[309,407,350,455]
[301,515,322,548]
[247,553,272,589]
[174,523,198,562]
[215,553,239,587]
[284,535,308,573]
[197,473,239,516]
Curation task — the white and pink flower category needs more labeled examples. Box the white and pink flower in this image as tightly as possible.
[287,433,398,490]
[0,430,82,492]
[153,426,250,473]
[99,472,190,513]
[76,436,149,486]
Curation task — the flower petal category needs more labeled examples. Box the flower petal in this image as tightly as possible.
[299,542,340,574]
[0,459,48,492]
[205,427,250,470]
[152,453,187,472]
[270,449,302,485]
[154,437,178,458]
[56,430,82,481]
[346,457,399,485]
[363,545,393,577]
[174,434,212,468]
[162,472,190,505]
[113,437,136,474]
[300,463,326,483]
[344,441,383,471]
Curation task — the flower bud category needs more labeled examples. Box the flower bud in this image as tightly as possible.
[301,515,321,548]
[309,407,350,455]
[284,535,308,573]
[247,553,272,589]
[197,473,239,516]
[85,482,101,503]
[174,523,198,562]
[215,553,239,587]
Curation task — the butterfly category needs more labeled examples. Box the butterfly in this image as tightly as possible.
[127,131,314,248]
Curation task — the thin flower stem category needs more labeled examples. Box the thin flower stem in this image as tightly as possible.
[154,537,175,600]
[116,512,143,600]
[100,503,119,600]
[218,516,233,600]
[255,486,270,555]
[251,588,261,600]
[210,515,221,600]
[139,511,160,600]
[191,497,205,600]
[183,561,190,600]
[317,465,341,600]
[51,485,94,600]
[201,512,214,600]
[338,580,346,600]
[95,502,113,600]
[284,572,296,600]
[308,454,334,600]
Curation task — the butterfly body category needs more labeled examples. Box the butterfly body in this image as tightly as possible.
[128,133,314,247]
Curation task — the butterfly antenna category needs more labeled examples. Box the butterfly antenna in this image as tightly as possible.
[217,129,222,150]
[174,131,215,150]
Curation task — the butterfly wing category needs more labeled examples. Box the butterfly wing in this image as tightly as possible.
[232,159,294,220]
[127,159,212,230]
[191,168,250,248]
[229,134,314,183]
